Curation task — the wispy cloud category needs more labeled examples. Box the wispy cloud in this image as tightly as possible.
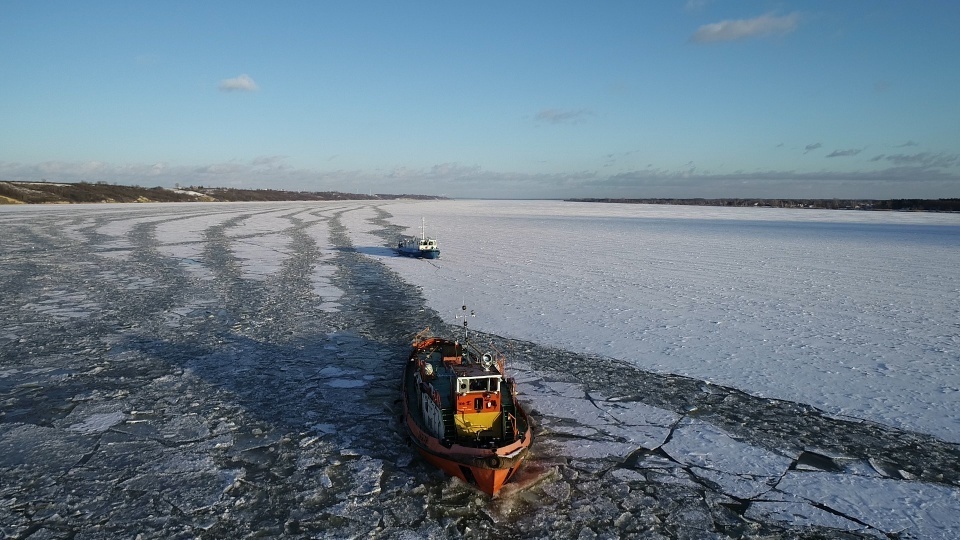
[684,0,710,14]
[804,142,822,154]
[385,163,483,180]
[873,152,959,168]
[218,74,259,92]
[691,13,800,43]
[534,108,594,125]
[826,148,862,158]
[250,155,290,169]
[192,162,246,174]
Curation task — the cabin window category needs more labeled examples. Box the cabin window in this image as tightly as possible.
[457,377,501,394]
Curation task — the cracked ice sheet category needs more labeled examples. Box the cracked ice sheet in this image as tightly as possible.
[663,419,793,499]
[67,411,127,434]
[753,471,960,539]
[0,424,97,476]
[661,419,960,538]
[524,381,677,458]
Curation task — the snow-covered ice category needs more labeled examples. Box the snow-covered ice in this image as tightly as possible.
[366,200,960,443]
[2,200,959,539]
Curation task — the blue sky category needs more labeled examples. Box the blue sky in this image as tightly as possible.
[2,1,958,199]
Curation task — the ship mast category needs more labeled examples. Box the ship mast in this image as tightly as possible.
[456,303,475,341]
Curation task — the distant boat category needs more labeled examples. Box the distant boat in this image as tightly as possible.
[396,218,440,259]
[401,319,532,496]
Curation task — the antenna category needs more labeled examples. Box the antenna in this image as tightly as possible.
[455,303,475,340]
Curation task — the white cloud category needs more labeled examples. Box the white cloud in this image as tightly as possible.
[691,13,800,43]
[218,74,259,92]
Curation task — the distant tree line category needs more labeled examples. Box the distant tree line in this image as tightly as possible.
[565,198,960,212]
[0,181,197,204]
[193,187,378,202]
[0,181,446,205]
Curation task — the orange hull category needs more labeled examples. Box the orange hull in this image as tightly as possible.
[419,450,519,496]
[403,405,531,496]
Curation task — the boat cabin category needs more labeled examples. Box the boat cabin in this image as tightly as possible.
[411,338,520,444]
[451,364,503,437]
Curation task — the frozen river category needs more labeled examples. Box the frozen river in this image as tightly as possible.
[2,200,959,539]
[367,200,960,444]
